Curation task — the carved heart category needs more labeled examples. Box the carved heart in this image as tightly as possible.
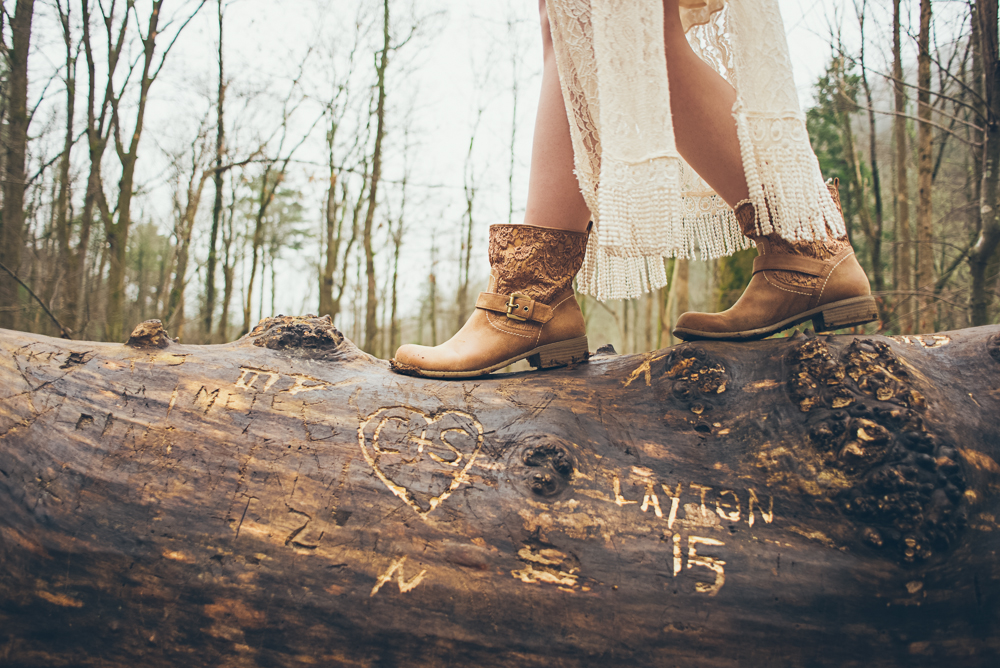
[358,406,484,517]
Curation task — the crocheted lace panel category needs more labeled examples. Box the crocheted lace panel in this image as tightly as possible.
[489,225,589,303]
[546,0,843,300]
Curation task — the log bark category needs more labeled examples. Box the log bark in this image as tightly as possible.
[2,316,1000,667]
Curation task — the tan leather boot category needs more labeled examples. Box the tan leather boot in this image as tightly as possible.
[672,183,878,341]
[390,224,590,378]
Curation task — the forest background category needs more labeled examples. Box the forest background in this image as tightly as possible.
[0,0,997,360]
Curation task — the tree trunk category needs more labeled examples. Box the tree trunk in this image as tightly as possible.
[362,0,390,354]
[457,127,477,331]
[104,1,165,343]
[203,0,227,341]
[0,0,35,330]
[319,170,339,319]
[218,190,238,342]
[54,0,77,330]
[242,167,274,337]
[916,0,935,332]
[857,5,884,296]
[893,0,913,334]
[1,315,999,666]
[164,172,210,331]
[72,0,116,336]
[968,0,1000,326]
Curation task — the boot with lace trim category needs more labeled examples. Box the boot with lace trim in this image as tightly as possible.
[391,224,590,378]
[672,182,878,341]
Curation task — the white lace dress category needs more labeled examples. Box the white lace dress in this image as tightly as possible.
[546,0,844,299]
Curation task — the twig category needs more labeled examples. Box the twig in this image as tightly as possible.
[854,105,983,146]
[0,261,74,339]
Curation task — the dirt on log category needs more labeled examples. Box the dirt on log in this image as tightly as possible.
[1,315,999,667]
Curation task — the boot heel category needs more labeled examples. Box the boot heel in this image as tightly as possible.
[527,336,590,369]
[814,296,879,331]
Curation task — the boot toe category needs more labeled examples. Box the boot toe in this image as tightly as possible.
[392,344,431,367]
[673,311,719,335]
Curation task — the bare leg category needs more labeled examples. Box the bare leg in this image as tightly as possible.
[662,0,749,207]
[522,0,592,233]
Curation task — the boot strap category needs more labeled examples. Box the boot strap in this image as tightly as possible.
[752,254,830,277]
[476,292,553,324]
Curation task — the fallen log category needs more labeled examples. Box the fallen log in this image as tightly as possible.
[1,315,999,667]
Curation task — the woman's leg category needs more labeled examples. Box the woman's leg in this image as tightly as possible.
[662,0,749,207]
[522,0,592,232]
[390,1,591,377]
[663,0,877,340]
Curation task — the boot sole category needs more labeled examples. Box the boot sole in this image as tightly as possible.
[390,336,590,379]
[672,295,879,342]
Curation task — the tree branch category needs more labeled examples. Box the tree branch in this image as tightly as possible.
[0,261,73,339]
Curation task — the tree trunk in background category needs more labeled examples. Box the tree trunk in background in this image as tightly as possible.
[916,0,935,332]
[54,0,77,331]
[106,1,178,342]
[164,172,209,331]
[389,170,407,355]
[457,125,478,332]
[713,249,754,313]
[362,0,390,354]
[203,0,226,341]
[893,0,913,333]
[857,4,884,296]
[969,0,1000,326]
[0,0,35,330]
[2,316,1000,666]
[217,189,238,342]
[72,0,115,337]
[332,177,365,326]
[319,171,338,319]
[664,258,689,347]
[243,167,275,337]
[319,105,348,323]
[429,232,439,346]
[834,67,880,297]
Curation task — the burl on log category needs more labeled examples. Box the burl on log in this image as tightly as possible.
[1,316,999,667]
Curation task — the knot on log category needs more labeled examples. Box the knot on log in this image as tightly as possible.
[654,345,730,435]
[247,315,344,353]
[125,319,172,349]
[520,435,577,498]
[988,333,1000,363]
[779,337,967,564]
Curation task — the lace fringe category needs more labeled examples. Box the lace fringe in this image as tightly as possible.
[593,157,684,258]
[734,107,845,242]
[577,207,751,301]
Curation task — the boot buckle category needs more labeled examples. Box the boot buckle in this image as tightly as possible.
[505,293,529,321]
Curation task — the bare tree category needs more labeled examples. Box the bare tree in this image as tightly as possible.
[388,133,411,355]
[91,0,208,341]
[216,168,242,341]
[317,14,365,324]
[968,0,1000,325]
[456,107,484,331]
[51,0,78,329]
[854,0,885,295]
[163,122,212,332]
[0,0,35,329]
[361,0,391,354]
[202,0,227,340]
[240,111,318,336]
[915,0,935,332]
[892,0,914,332]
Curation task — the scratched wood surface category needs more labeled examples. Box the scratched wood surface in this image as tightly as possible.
[1,315,999,667]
